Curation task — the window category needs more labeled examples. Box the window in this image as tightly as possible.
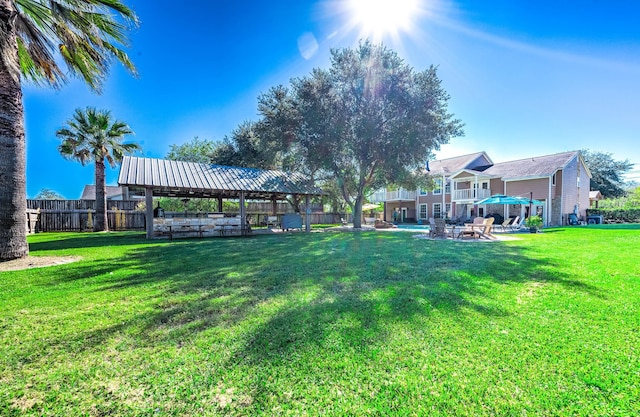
[433,178,443,195]
[433,203,442,219]
[419,204,428,219]
[445,203,451,219]
[478,206,485,217]
[552,172,556,186]
[445,180,451,194]
[419,188,427,196]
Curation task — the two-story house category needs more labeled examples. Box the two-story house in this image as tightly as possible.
[371,150,591,226]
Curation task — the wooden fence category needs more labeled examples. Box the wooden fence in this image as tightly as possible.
[246,201,323,213]
[28,200,145,232]
[27,199,139,211]
[27,200,346,232]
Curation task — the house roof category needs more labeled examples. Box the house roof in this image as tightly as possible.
[448,168,492,179]
[80,185,128,200]
[427,152,492,175]
[482,151,584,180]
[117,156,324,200]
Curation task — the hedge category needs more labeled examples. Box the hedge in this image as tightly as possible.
[586,208,640,224]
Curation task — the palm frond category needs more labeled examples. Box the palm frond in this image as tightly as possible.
[13,0,138,92]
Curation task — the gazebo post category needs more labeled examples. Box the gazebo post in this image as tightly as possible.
[239,191,246,236]
[145,186,153,239]
[217,197,223,212]
[305,195,311,232]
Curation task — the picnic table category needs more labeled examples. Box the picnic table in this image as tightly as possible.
[167,224,204,241]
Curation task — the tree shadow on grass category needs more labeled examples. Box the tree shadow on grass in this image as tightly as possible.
[28,231,148,251]
[226,232,604,367]
[21,232,603,366]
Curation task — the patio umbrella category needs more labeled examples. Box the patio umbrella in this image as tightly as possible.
[478,194,544,221]
[362,203,381,211]
[477,194,543,206]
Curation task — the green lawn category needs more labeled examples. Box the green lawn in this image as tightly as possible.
[1,226,639,416]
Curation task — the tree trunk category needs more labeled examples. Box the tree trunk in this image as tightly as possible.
[287,194,301,213]
[352,196,363,228]
[94,159,108,231]
[0,2,28,260]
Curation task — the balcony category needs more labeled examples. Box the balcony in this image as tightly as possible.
[370,189,417,203]
[453,188,491,202]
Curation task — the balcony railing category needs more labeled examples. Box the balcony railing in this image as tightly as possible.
[453,188,492,201]
[370,189,417,203]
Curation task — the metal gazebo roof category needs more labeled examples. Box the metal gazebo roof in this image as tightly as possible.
[118,156,324,200]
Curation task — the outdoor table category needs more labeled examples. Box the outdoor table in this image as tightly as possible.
[167,224,204,241]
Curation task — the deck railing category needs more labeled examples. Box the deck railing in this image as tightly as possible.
[370,189,417,202]
[453,188,492,201]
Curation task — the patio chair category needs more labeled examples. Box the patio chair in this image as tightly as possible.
[264,215,279,229]
[458,217,495,239]
[428,218,437,238]
[431,219,453,239]
[482,216,496,238]
[496,217,513,232]
[507,216,523,232]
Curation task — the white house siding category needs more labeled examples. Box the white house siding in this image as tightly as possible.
[560,157,590,221]
[562,158,578,219]
[577,159,591,219]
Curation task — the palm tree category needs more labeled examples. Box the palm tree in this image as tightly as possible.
[58,107,139,232]
[0,0,137,259]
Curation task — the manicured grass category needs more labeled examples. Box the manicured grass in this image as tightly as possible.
[1,226,639,416]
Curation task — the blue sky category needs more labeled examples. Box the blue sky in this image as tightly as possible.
[23,0,640,198]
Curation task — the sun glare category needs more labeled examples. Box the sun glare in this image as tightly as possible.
[346,0,421,42]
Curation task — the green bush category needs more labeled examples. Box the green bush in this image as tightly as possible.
[525,215,543,228]
[587,208,640,224]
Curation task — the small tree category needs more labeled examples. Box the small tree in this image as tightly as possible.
[167,136,218,163]
[57,107,140,231]
[34,188,64,200]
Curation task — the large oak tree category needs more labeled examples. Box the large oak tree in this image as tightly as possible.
[0,0,137,260]
[259,41,464,227]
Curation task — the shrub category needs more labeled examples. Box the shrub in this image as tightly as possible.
[525,215,543,228]
[587,208,640,224]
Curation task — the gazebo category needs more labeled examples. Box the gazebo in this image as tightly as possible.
[589,190,604,208]
[117,156,324,239]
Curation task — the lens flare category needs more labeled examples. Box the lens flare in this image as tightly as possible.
[346,0,421,42]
